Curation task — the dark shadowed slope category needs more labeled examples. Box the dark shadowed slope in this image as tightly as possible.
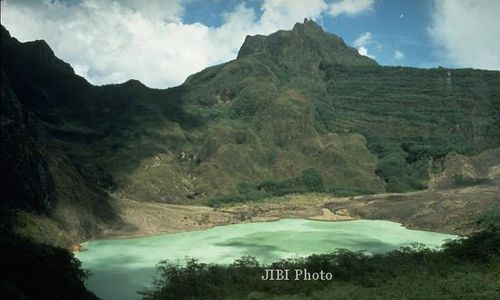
[1,20,500,241]
[2,19,499,300]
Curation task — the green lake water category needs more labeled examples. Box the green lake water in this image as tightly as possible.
[75,219,457,300]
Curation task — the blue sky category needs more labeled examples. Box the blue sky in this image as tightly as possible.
[323,0,436,67]
[182,0,437,68]
[1,0,499,88]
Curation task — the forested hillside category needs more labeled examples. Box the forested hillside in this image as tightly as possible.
[2,18,499,300]
[3,20,499,216]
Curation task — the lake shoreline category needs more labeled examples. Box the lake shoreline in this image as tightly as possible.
[78,216,460,252]
[80,217,357,246]
[75,219,459,300]
[74,183,491,249]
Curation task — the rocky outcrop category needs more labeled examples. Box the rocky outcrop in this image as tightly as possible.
[0,69,55,212]
[1,27,118,248]
[1,20,499,246]
[237,18,377,76]
[430,148,500,189]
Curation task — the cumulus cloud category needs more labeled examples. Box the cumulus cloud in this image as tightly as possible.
[1,0,375,88]
[354,32,372,47]
[353,32,375,58]
[329,0,375,17]
[357,47,371,57]
[257,0,327,32]
[394,50,405,60]
[429,0,500,70]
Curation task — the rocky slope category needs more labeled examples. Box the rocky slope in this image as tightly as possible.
[1,20,499,246]
[99,148,500,239]
[1,27,118,247]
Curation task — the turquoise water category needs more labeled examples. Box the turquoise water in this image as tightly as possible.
[75,219,457,300]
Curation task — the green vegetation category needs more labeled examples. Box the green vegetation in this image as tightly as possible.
[477,204,500,232]
[0,226,97,300]
[2,18,500,300]
[320,65,500,192]
[206,167,325,207]
[141,229,500,300]
[3,20,499,207]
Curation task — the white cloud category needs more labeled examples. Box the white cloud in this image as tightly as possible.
[357,46,368,56]
[429,0,500,70]
[357,46,374,59]
[399,14,404,18]
[1,0,376,88]
[257,0,328,32]
[353,32,374,58]
[354,32,372,47]
[1,0,211,88]
[329,0,375,17]
[394,50,405,60]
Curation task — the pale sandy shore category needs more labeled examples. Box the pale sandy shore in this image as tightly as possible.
[96,179,498,242]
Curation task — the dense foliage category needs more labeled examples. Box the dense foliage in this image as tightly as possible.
[206,167,325,206]
[141,229,500,300]
[3,20,500,207]
[0,225,97,300]
[1,16,499,300]
[319,65,500,192]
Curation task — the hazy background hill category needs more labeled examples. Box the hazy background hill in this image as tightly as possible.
[1,20,499,244]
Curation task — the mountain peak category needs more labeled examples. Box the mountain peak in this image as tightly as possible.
[237,19,377,74]
[292,18,324,33]
[1,25,75,75]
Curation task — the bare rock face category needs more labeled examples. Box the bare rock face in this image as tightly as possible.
[237,19,377,76]
[430,148,500,189]
[1,27,117,247]
[0,69,55,213]
[1,19,500,244]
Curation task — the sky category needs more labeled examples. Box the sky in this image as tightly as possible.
[1,0,499,88]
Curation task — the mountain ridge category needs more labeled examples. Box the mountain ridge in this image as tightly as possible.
[237,18,377,75]
[1,20,499,247]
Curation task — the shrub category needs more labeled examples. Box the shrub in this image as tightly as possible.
[141,230,500,300]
